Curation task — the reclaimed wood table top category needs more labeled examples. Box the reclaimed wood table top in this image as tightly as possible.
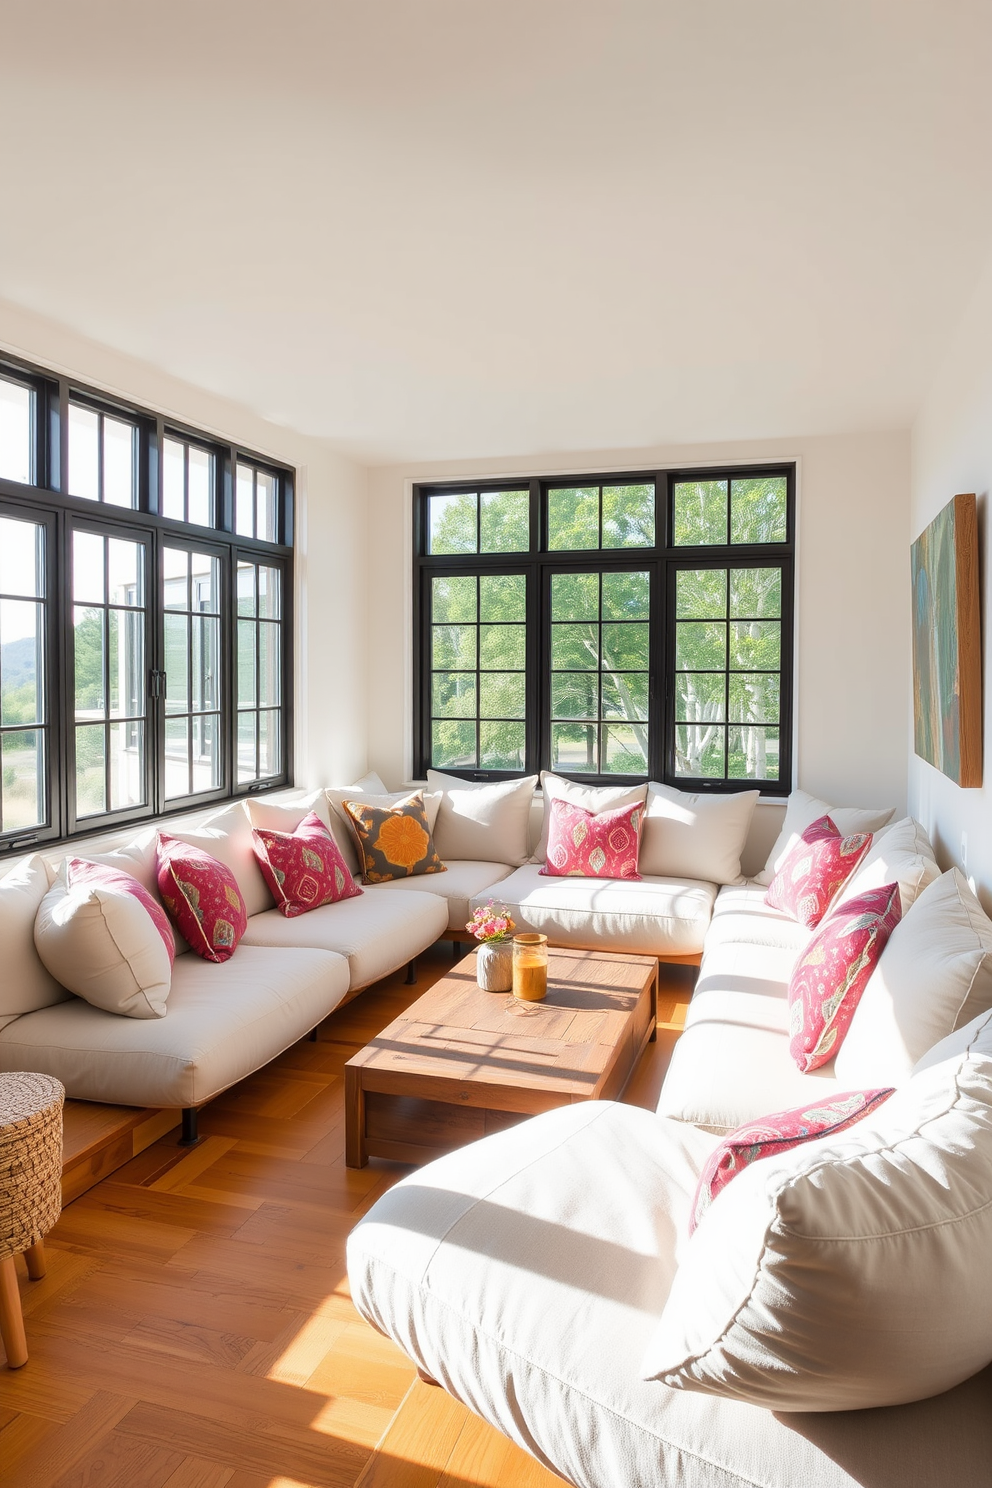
[345,945,658,1106]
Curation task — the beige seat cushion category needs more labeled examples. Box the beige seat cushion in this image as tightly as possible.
[367,860,513,932]
[0,945,348,1108]
[472,864,715,958]
[241,887,448,988]
[705,881,810,954]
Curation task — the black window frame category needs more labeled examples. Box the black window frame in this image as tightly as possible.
[0,351,294,855]
[413,464,795,794]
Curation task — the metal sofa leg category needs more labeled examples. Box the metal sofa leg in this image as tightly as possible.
[180,1108,200,1146]
[405,959,418,985]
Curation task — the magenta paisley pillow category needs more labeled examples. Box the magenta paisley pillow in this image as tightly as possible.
[788,883,901,1072]
[252,811,362,917]
[689,1088,895,1233]
[157,835,248,963]
[69,858,176,964]
[540,797,643,880]
[765,814,872,927]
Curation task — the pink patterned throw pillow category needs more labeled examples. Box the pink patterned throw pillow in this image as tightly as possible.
[540,797,643,881]
[157,835,248,963]
[788,883,901,1072]
[69,858,175,964]
[689,1088,895,1233]
[252,811,363,917]
[765,814,871,927]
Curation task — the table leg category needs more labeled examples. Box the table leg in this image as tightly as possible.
[345,1066,368,1169]
[0,1255,28,1368]
[24,1241,46,1280]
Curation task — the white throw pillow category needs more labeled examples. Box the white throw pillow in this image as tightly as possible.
[34,861,174,1019]
[831,816,939,917]
[756,789,895,886]
[167,801,274,918]
[246,789,333,836]
[0,854,68,1018]
[638,783,759,885]
[325,786,442,875]
[643,1011,992,1410]
[427,770,537,866]
[532,772,648,863]
[834,869,992,1087]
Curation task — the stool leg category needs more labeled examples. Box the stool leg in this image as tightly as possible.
[24,1242,46,1281]
[0,1256,28,1368]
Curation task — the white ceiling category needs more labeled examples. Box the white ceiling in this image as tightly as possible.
[1,1,991,464]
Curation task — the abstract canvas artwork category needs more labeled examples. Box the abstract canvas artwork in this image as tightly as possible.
[911,492,982,787]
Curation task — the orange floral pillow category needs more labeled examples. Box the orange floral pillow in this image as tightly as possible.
[342,792,447,884]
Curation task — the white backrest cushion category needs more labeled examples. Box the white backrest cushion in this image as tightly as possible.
[644,1015,992,1410]
[756,789,895,886]
[831,816,939,917]
[532,772,648,863]
[247,789,333,836]
[0,854,68,1018]
[85,827,191,955]
[427,770,537,866]
[913,1006,992,1074]
[835,869,992,1087]
[639,783,759,885]
[166,801,274,918]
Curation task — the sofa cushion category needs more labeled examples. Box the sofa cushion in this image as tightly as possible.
[343,792,446,884]
[0,945,348,1108]
[705,882,810,954]
[645,1010,992,1411]
[639,782,759,886]
[241,886,449,989]
[835,868,992,1087]
[764,815,871,928]
[427,770,537,867]
[531,772,648,863]
[366,860,512,933]
[473,864,715,958]
[541,797,643,880]
[156,834,248,963]
[252,811,362,915]
[0,854,68,1019]
[831,815,938,917]
[756,788,895,886]
[166,801,275,918]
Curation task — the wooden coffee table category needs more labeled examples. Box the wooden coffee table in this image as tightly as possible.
[345,946,658,1168]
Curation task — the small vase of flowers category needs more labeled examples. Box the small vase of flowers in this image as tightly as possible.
[466,901,517,991]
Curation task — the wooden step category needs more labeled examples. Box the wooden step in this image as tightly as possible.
[61,1102,180,1205]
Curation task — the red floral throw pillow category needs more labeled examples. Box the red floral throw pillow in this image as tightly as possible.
[252,811,362,917]
[765,814,872,927]
[157,835,248,963]
[540,797,643,880]
[788,883,901,1072]
[689,1088,895,1233]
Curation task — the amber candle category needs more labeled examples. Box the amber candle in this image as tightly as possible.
[512,933,549,1001]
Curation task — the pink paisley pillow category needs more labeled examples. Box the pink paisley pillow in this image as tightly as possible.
[540,797,643,881]
[252,811,362,917]
[689,1088,894,1233]
[157,835,248,963]
[788,883,901,1072]
[765,814,871,927]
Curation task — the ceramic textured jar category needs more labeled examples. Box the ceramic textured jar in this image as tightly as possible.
[476,940,514,992]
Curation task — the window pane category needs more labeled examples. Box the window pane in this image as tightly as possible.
[165,715,190,800]
[258,622,281,706]
[108,539,143,606]
[238,620,256,705]
[676,621,725,672]
[729,621,780,671]
[256,472,276,542]
[602,672,648,721]
[162,438,186,521]
[107,609,144,718]
[193,616,220,710]
[237,712,256,783]
[480,721,525,770]
[673,480,728,545]
[432,719,476,768]
[675,671,726,723]
[730,567,782,619]
[602,484,654,547]
[109,720,144,808]
[259,710,281,777]
[550,673,597,720]
[480,489,529,553]
[675,724,726,778]
[604,724,647,774]
[433,575,477,623]
[548,487,598,550]
[731,477,787,544]
[551,624,598,670]
[433,672,476,718]
[429,492,477,554]
[188,447,213,527]
[258,565,280,620]
[601,623,649,670]
[103,417,136,508]
[73,531,105,604]
[676,568,726,620]
[551,572,598,622]
[480,573,524,622]
[236,464,255,536]
[2,730,44,829]
[729,672,780,725]
[551,722,597,773]
[192,714,221,794]
[75,723,106,815]
[237,561,256,616]
[1,599,43,726]
[74,608,105,717]
[602,570,650,620]
[433,624,476,670]
[68,404,100,500]
[479,672,525,719]
[0,516,43,599]
[163,545,188,609]
[165,614,189,713]
[0,380,33,485]
[479,624,525,670]
[191,553,220,613]
[729,725,779,780]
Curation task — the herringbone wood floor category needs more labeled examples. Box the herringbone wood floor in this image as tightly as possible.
[0,943,689,1488]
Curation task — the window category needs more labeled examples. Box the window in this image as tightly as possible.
[0,357,293,850]
[415,468,794,793]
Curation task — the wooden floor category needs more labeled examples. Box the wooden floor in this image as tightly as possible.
[0,943,691,1488]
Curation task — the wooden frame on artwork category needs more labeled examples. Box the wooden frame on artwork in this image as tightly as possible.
[911,492,982,788]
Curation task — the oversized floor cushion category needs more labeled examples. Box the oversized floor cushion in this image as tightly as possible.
[241,887,449,988]
[347,1101,992,1488]
[705,882,810,954]
[658,939,841,1132]
[473,865,717,958]
[367,860,513,932]
[0,945,348,1108]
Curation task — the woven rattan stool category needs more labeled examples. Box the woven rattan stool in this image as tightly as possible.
[0,1072,64,1369]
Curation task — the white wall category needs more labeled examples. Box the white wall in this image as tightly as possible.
[366,431,910,813]
[910,254,992,903]
[0,298,370,791]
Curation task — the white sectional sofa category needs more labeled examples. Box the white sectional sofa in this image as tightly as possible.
[348,808,992,1487]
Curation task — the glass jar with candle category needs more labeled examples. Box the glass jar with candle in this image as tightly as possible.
[512,933,549,1001]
